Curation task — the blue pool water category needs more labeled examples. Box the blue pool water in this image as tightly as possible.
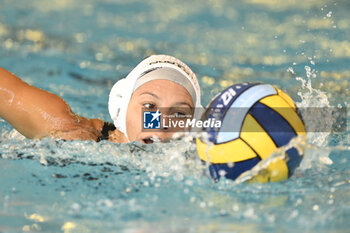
[0,0,349,232]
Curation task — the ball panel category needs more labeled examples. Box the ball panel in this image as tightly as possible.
[247,157,289,183]
[208,157,261,181]
[285,148,303,176]
[240,113,277,160]
[202,83,260,144]
[259,95,306,136]
[249,102,297,147]
[196,137,257,163]
[216,83,277,144]
[275,88,296,109]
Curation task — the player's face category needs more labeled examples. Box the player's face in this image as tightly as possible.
[126,80,194,144]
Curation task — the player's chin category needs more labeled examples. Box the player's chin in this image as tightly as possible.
[137,132,183,144]
[140,137,154,144]
[137,134,165,144]
[137,135,158,144]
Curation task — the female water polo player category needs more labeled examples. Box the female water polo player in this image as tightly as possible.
[0,55,202,143]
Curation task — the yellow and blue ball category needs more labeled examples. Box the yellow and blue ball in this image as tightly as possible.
[196,82,306,182]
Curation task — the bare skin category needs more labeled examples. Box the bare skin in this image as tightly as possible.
[0,67,104,141]
[0,67,194,143]
[124,80,194,143]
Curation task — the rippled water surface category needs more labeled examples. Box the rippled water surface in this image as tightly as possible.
[0,0,349,232]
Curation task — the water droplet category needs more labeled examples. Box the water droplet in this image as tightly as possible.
[103,199,113,208]
[287,67,295,74]
[95,52,104,61]
[267,214,276,223]
[289,210,298,219]
[243,208,256,219]
[295,198,303,206]
[71,203,81,213]
[326,11,332,18]
[185,179,194,186]
[219,209,227,215]
[319,156,333,165]
[218,170,226,177]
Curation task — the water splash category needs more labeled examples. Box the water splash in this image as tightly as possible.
[294,65,341,171]
[296,66,333,146]
[296,66,329,109]
[0,129,205,185]
[217,134,308,185]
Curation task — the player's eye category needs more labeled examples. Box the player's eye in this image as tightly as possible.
[175,112,187,118]
[143,103,156,109]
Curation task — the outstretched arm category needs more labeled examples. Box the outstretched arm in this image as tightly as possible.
[0,67,103,140]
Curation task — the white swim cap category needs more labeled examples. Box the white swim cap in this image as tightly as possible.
[108,55,202,139]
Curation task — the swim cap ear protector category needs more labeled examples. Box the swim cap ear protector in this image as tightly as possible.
[108,55,202,141]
